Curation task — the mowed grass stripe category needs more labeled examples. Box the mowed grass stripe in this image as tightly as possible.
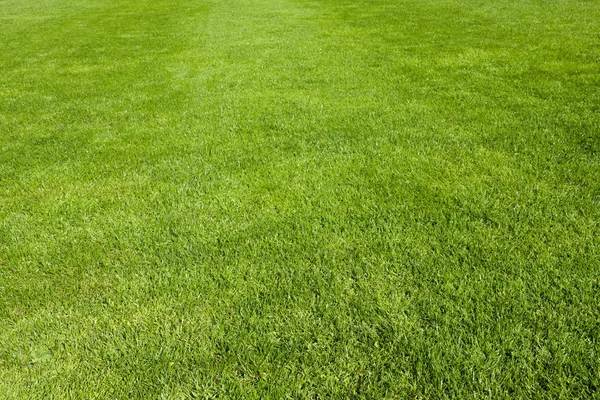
[0,0,599,398]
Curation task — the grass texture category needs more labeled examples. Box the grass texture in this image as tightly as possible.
[1,0,599,398]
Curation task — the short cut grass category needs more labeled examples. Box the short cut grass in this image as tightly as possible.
[0,0,599,398]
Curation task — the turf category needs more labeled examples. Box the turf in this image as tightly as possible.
[0,0,599,398]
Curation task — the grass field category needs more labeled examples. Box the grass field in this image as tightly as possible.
[1,0,599,398]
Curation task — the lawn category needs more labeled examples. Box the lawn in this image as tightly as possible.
[0,0,599,398]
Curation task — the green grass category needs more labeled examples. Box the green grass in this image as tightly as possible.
[1,0,599,397]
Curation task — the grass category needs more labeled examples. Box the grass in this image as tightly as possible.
[0,0,599,397]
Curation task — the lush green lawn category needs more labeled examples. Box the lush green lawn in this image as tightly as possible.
[1,0,599,397]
